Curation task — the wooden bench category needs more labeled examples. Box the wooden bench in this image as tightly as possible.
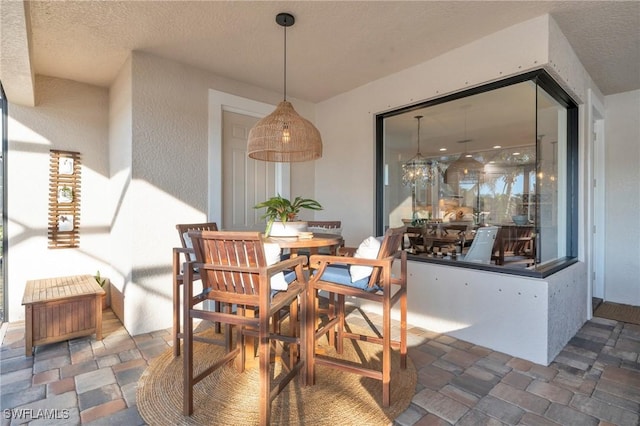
[22,274,105,356]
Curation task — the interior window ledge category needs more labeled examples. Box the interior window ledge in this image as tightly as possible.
[406,253,578,278]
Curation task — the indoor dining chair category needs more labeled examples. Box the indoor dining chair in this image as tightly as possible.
[458,226,499,264]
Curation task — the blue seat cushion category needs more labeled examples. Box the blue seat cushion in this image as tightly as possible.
[313,264,379,292]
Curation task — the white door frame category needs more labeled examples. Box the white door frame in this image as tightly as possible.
[587,89,606,307]
[208,90,290,225]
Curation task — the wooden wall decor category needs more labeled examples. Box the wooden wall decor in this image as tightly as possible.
[48,150,81,248]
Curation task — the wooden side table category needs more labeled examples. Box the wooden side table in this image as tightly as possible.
[22,274,105,356]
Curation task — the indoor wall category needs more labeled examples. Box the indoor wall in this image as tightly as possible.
[107,52,317,334]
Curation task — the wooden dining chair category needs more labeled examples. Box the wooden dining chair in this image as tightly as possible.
[182,231,309,426]
[173,222,218,356]
[491,225,536,266]
[306,226,407,407]
[459,226,499,264]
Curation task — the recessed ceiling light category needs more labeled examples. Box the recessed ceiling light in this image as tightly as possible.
[465,154,473,158]
[512,152,520,155]
[493,145,502,149]
[489,161,495,164]
[439,148,447,152]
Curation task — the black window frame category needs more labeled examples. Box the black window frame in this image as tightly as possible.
[375,69,579,278]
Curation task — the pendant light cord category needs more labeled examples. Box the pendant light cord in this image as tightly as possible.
[417,117,421,154]
[283,24,287,101]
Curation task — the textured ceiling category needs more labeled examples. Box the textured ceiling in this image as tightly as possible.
[0,1,636,160]
[20,0,640,103]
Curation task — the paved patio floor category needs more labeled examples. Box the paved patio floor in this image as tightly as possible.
[1,308,639,425]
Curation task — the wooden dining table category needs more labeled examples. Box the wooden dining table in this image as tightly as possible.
[263,232,344,257]
[407,225,475,254]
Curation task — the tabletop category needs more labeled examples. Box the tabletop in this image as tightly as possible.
[264,233,343,254]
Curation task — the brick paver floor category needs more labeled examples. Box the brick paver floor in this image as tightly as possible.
[1,308,639,425]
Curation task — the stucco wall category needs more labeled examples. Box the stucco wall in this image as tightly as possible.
[7,76,110,321]
[315,15,555,247]
[314,14,597,364]
[108,56,133,324]
[110,52,318,334]
[604,90,640,305]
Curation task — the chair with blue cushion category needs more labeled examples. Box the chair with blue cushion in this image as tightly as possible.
[183,230,308,425]
[306,226,407,406]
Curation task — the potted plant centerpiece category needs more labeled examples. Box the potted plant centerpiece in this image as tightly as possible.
[254,195,322,237]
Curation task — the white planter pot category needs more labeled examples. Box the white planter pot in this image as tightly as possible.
[269,221,308,237]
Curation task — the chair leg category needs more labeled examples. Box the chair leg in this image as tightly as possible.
[382,297,391,407]
[234,307,245,372]
[182,272,194,415]
[328,291,336,347]
[173,276,181,357]
[298,291,307,387]
[258,313,271,426]
[214,301,222,334]
[401,288,408,370]
[307,283,316,386]
[336,294,345,354]
[288,297,299,368]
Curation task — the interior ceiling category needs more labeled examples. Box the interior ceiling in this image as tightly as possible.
[27,1,640,104]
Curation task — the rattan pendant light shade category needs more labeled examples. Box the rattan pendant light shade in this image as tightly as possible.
[247,12,322,162]
[247,100,322,162]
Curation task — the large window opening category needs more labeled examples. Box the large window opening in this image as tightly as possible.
[376,70,578,276]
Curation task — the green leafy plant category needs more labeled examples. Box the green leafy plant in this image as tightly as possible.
[94,270,107,287]
[254,194,322,236]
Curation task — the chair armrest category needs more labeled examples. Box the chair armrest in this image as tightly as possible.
[174,247,194,254]
[173,247,195,263]
[309,254,394,270]
[174,247,196,276]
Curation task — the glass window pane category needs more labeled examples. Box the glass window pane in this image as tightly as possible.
[536,83,567,264]
[378,71,577,275]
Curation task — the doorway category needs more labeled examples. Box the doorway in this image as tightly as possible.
[222,111,277,230]
[208,89,290,228]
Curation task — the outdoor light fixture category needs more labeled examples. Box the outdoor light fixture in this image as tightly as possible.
[402,115,438,186]
[247,13,322,162]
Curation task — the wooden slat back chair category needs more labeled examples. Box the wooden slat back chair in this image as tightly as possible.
[173,222,219,356]
[183,231,309,425]
[491,225,535,266]
[307,226,407,407]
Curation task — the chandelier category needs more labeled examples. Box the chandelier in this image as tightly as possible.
[402,115,438,185]
[247,13,322,162]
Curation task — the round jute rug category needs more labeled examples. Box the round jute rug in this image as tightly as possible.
[137,325,416,425]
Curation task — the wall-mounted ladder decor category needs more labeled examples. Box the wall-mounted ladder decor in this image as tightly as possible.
[48,150,81,248]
